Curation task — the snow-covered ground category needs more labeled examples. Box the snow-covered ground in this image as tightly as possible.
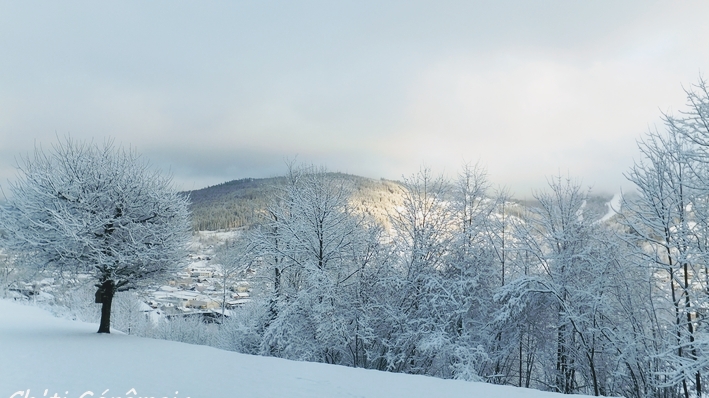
[600,193,622,223]
[0,300,593,398]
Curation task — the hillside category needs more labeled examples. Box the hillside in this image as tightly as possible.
[184,174,616,231]
[184,174,407,231]
[0,299,593,398]
[185,177,283,231]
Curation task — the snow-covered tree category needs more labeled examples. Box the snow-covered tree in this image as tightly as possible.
[492,176,632,395]
[0,137,191,333]
[443,163,501,382]
[214,235,254,319]
[371,167,456,375]
[247,164,383,364]
[621,79,709,397]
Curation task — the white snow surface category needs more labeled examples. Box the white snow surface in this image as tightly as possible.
[0,300,592,398]
[600,193,622,223]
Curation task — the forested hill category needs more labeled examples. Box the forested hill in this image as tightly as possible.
[183,174,407,231]
[184,177,281,231]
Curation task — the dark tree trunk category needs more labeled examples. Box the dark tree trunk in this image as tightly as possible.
[96,280,115,334]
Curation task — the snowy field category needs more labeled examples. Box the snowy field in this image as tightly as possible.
[0,300,594,398]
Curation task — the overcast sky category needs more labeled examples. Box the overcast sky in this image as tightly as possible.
[1,1,709,196]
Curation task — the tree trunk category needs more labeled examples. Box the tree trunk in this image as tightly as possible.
[588,349,599,396]
[96,280,115,334]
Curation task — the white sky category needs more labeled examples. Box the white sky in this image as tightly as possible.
[1,1,709,196]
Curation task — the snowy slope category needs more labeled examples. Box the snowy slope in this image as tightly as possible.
[599,193,622,223]
[0,300,592,398]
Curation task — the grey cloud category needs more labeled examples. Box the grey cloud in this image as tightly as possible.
[1,1,708,197]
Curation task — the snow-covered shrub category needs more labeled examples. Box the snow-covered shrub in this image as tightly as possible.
[110,292,155,336]
[152,314,217,346]
[216,299,272,355]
